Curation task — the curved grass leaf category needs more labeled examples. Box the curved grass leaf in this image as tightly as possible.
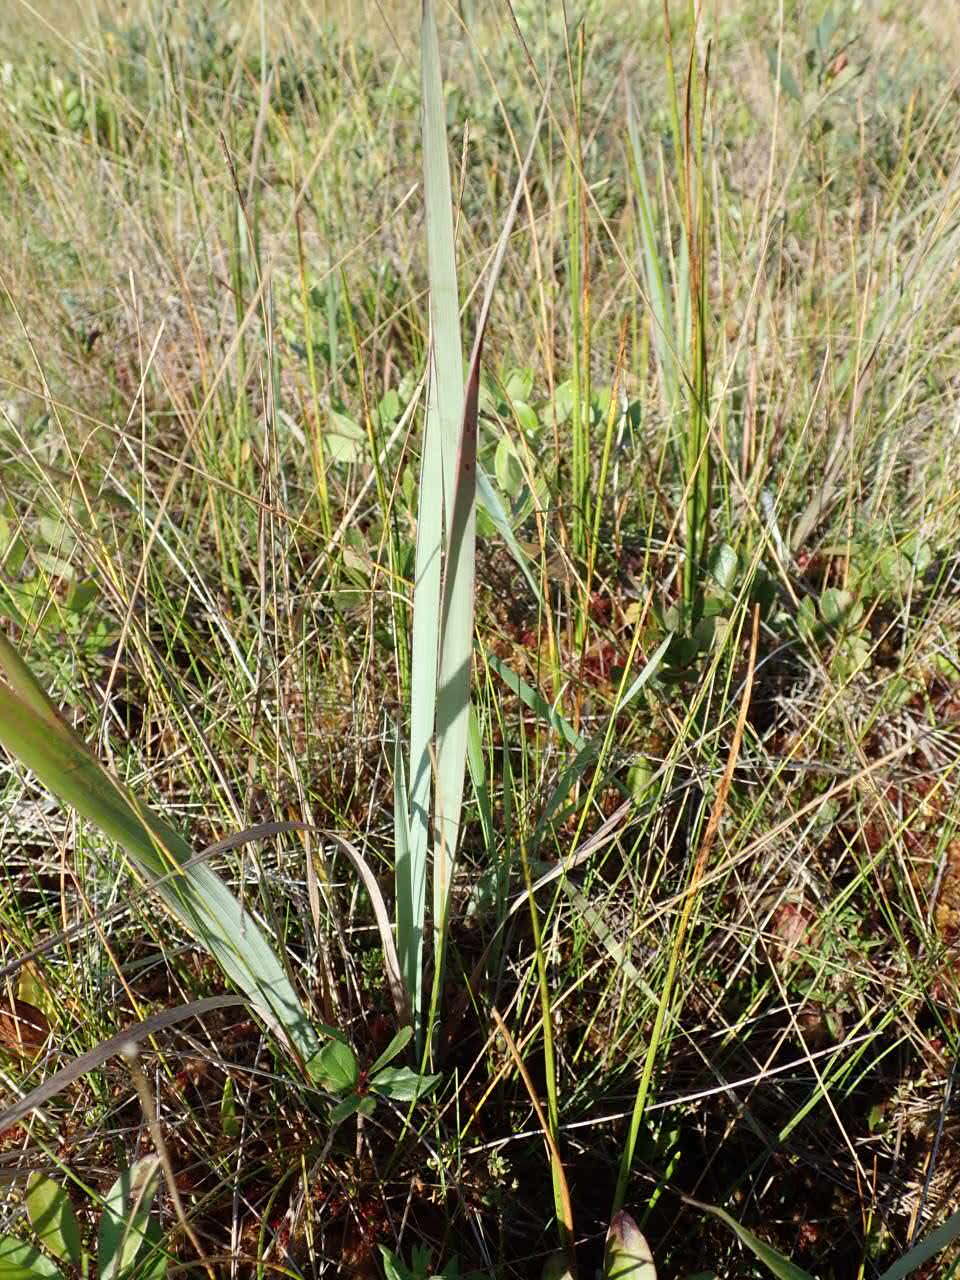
[321,832,408,1024]
[877,1209,960,1280]
[686,1199,814,1280]
[0,995,242,1136]
[0,633,320,1074]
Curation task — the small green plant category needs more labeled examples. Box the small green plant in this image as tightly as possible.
[312,1025,440,1125]
[380,1241,488,1280]
[766,7,858,113]
[0,500,111,657]
[1,1161,166,1280]
[539,1211,656,1280]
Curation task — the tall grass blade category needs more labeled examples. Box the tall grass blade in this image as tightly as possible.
[420,0,467,932]
[409,0,549,1037]
[435,82,551,922]
[404,0,465,1036]
[0,635,321,1075]
[394,731,419,1018]
[626,90,679,414]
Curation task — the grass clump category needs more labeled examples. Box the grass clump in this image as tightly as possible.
[1,1,960,1277]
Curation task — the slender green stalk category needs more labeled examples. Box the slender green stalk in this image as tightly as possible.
[680,32,712,618]
[295,209,333,539]
[566,24,589,583]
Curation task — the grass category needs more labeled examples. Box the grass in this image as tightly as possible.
[1,0,960,1276]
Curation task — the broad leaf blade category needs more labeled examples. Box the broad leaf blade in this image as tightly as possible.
[369,1025,413,1077]
[541,1252,576,1280]
[0,1234,65,1280]
[330,1094,364,1125]
[0,634,320,1073]
[313,1039,359,1094]
[129,1216,167,1280]
[604,1211,656,1279]
[369,1065,441,1102]
[419,0,465,934]
[25,1174,82,1265]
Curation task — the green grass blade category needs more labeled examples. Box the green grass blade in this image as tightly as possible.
[433,348,478,919]
[686,1199,814,1280]
[420,0,549,970]
[486,651,584,750]
[406,375,443,1035]
[877,1210,960,1280]
[421,0,465,527]
[0,635,321,1075]
[477,465,542,600]
[435,82,547,921]
[626,89,678,411]
[394,729,420,1020]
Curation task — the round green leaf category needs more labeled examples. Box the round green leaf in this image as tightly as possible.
[314,1039,359,1093]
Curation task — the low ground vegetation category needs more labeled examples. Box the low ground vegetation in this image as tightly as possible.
[0,1,959,1277]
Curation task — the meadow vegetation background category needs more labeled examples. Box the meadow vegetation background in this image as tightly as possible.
[1,0,960,1277]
